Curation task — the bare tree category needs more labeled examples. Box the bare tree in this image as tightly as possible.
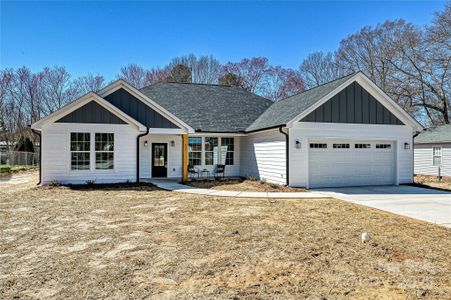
[169,54,221,84]
[222,57,271,94]
[40,66,74,114]
[299,52,342,89]
[263,66,304,100]
[385,8,450,125]
[117,63,148,88]
[72,73,105,97]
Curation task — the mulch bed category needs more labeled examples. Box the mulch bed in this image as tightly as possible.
[186,178,307,192]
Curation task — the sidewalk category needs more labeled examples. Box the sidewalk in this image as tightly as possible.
[146,179,330,199]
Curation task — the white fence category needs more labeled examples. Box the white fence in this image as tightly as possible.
[0,151,39,167]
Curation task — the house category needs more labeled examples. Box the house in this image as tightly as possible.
[31,72,423,188]
[414,124,451,178]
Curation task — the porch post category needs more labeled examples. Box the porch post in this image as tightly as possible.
[182,134,188,181]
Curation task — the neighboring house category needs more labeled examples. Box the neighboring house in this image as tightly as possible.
[31,72,422,188]
[414,124,451,177]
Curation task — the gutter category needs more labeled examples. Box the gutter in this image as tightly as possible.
[30,128,42,185]
[136,128,149,183]
[279,126,289,186]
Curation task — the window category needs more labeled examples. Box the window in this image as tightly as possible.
[188,137,202,166]
[70,132,90,170]
[95,133,114,169]
[376,144,391,149]
[310,143,327,149]
[333,143,350,149]
[433,146,442,166]
[204,137,218,165]
[355,144,371,149]
[221,137,234,165]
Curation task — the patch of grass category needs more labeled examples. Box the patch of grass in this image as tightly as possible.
[0,164,11,173]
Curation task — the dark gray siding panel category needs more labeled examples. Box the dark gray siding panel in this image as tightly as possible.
[104,88,179,129]
[56,101,126,124]
[301,82,404,125]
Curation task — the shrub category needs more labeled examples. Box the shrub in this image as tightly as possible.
[0,164,12,173]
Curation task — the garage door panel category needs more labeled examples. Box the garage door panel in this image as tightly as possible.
[308,141,395,188]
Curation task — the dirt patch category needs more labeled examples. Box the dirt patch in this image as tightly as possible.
[414,174,451,191]
[186,178,307,192]
[0,181,450,299]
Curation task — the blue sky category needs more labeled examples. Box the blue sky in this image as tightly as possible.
[1,1,446,81]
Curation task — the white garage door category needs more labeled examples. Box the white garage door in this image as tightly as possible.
[309,140,395,188]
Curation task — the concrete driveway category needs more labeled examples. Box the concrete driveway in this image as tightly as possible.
[315,185,451,227]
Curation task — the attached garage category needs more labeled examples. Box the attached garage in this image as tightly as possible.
[308,140,396,188]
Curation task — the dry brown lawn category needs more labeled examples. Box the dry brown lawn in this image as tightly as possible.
[1,174,450,299]
[187,178,307,192]
[414,174,451,191]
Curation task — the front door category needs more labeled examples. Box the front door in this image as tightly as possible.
[152,143,167,177]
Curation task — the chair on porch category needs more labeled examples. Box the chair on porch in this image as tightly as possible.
[214,164,225,179]
[188,164,200,179]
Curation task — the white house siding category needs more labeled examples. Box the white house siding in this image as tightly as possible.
[240,129,287,185]
[41,123,139,184]
[414,143,451,177]
[289,122,414,188]
[139,134,182,179]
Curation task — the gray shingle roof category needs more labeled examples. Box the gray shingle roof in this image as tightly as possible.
[415,125,451,144]
[140,82,273,132]
[246,73,356,132]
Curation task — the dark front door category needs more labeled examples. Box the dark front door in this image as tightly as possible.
[152,143,167,177]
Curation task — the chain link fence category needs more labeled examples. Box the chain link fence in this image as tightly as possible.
[0,151,39,173]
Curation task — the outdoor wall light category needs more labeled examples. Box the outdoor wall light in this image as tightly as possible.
[171,141,175,147]
[144,141,148,147]
[295,140,301,149]
[404,142,410,150]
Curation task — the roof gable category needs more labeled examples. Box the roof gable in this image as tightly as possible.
[301,82,404,125]
[104,88,180,129]
[247,72,422,132]
[56,100,127,124]
[31,92,146,131]
[246,74,354,132]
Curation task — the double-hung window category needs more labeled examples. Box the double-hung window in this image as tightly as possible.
[188,137,202,166]
[70,132,90,170]
[433,146,442,166]
[95,133,114,170]
[221,137,234,165]
[204,137,218,165]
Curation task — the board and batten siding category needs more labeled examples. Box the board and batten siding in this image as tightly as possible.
[240,129,287,185]
[414,143,451,177]
[41,123,139,184]
[289,122,414,187]
[139,134,183,179]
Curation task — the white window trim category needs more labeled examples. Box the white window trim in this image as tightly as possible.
[188,137,202,166]
[432,146,442,167]
[95,133,115,170]
[68,131,116,172]
[70,132,91,171]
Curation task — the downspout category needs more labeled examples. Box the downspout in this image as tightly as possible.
[31,129,42,185]
[412,130,422,181]
[136,128,149,183]
[279,126,289,186]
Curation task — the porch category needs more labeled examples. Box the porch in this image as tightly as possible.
[138,132,242,181]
